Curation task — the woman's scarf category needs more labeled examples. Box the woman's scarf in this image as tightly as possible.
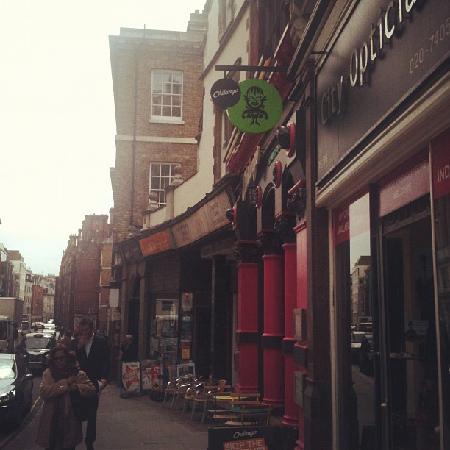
[50,364,78,381]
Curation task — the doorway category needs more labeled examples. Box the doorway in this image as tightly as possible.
[380,198,439,449]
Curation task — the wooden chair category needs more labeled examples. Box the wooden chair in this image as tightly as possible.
[190,388,210,421]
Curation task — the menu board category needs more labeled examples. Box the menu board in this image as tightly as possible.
[208,426,297,450]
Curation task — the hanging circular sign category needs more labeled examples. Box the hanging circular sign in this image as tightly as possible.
[227,79,282,134]
[210,78,240,109]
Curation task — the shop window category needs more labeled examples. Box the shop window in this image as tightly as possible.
[431,130,450,448]
[150,70,183,122]
[149,162,178,206]
[151,299,179,368]
[333,193,375,450]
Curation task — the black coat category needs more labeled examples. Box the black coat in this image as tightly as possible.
[120,341,138,362]
[76,335,110,390]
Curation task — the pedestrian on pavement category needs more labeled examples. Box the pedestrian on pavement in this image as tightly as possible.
[36,347,96,450]
[120,334,138,363]
[58,330,75,351]
[119,334,138,396]
[75,318,110,450]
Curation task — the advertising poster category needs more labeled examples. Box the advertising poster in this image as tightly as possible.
[176,362,195,378]
[140,360,154,390]
[122,362,141,393]
[181,342,191,360]
[141,367,153,391]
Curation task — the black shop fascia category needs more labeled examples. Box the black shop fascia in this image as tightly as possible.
[316,0,450,184]
[320,0,425,126]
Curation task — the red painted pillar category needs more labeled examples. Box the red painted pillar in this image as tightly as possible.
[295,222,308,450]
[283,242,298,425]
[236,262,259,392]
[263,254,284,404]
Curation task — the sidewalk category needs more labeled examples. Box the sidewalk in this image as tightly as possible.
[3,385,209,450]
[96,387,209,450]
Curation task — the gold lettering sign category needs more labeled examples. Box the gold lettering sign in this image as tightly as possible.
[172,190,232,247]
[139,230,173,257]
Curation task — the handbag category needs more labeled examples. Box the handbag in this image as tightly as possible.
[70,389,96,422]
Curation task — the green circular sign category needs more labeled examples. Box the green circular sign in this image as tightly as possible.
[227,79,282,134]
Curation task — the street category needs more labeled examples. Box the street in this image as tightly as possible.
[0,374,42,449]
[1,383,209,450]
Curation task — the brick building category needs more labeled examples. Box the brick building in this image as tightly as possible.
[98,237,113,333]
[109,15,206,242]
[24,270,33,320]
[31,283,44,323]
[56,235,77,331]
[55,214,111,331]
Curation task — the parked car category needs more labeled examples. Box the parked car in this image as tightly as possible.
[24,332,55,373]
[359,333,374,376]
[351,331,366,364]
[43,323,55,332]
[0,353,33,427]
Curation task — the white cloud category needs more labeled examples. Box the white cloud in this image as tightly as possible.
[0,0,206,274]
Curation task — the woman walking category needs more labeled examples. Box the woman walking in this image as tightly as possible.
[36,347,96,450]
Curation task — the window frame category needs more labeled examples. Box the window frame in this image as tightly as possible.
[149,162,179,207]
[150,69,184,123]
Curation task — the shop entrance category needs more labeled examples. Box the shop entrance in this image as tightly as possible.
[380,197,439,450]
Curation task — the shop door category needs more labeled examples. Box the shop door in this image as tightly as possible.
[380,198,440,450]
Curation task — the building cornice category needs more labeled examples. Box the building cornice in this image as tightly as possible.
[115,135,198,144]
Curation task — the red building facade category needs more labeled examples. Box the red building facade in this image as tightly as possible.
[55,215,111,331]
[31,284,44,323]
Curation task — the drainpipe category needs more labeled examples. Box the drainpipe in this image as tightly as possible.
[129,46,138,229]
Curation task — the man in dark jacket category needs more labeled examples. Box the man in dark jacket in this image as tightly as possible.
[120,334,138,363]
[75,318,110,450]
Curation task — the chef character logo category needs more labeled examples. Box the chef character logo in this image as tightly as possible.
[242,86,268,125]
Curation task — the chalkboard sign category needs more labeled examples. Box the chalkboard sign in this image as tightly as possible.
[208,426,297,450]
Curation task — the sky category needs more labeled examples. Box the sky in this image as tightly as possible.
[0,0,206,275]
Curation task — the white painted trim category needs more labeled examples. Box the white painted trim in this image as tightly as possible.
[316,75,450,208]
[115,134,197,144]
[150,69,184,123]
[149,118,185,125]
[329,208,338,450]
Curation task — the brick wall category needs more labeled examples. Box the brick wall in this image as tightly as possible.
[110,29,205,242]
[57,216,111,329]
[31,285,43,320]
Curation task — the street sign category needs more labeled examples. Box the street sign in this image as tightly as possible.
[227,79,282,134]
[210,78,240,109]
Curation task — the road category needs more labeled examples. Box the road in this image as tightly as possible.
[0,374,42,450]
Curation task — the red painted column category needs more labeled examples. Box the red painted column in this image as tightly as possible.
[263,254,284,404]
[295,222,308,450]
[283,242,299,425]
[236,262,259,392]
